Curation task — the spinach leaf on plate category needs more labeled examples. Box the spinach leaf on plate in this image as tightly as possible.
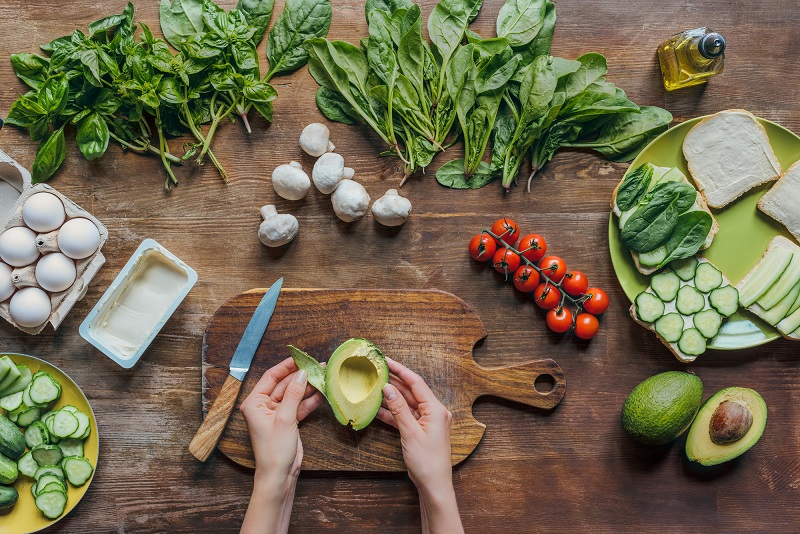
[657,211,713,268]
[616,163,654,211]
[620,185,682,253]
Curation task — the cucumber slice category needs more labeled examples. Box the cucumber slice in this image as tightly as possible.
[654,312,684,343]
[638,245,668,267]
[34,465,64,481]
[0,359,10,388]
[619,207,636,228]
[17,451,38,478]
[694,309,723,339]
[60,405,78,414]
[57,438,84,458]
[651,270,681,302]
[51,411,78,438]
[676,286,705,315]
[788,285,800,318]
[31,444,63,467]
[709,285,739,317]
[694,262,723,293]
[761,281,800,326]
[0,365,32,398]
[32,474,64,497]
[671,257,699,281]
[22,384,44,409]
[36,481,66,499]
[62,456,94,487]
[25,421,50,449]
[678,328,707,357]
[738,247,793,307]
[29,372,61,405]
[777,305,800,336]
[0,359,21,393]
[17,407,41,428]
[0,391,23,412]
[70,411,90,440]
[758,252,800,310]
[35,489,67,519]
[635,291,665,323]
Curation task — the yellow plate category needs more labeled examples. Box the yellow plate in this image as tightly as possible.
[0,354,98,534]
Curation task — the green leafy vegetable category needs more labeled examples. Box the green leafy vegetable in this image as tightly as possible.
[658,211,713,268]
[620,184,687,253]
[617,163,654,211]
[32,128,67,183]
[266,0,332,78]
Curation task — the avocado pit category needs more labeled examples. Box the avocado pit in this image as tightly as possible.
[709,400,753,445]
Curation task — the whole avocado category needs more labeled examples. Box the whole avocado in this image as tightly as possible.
[622,371,703,445]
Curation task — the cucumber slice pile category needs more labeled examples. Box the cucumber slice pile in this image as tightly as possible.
[0,355,95,519]
[632,257,738,361]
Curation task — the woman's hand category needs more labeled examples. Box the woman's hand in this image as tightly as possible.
[240,358,325,534]
[376,358,464,534]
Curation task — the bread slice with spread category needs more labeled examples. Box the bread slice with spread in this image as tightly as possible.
[758,160,800,244]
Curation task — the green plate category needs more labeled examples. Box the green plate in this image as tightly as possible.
[609,116,800,350]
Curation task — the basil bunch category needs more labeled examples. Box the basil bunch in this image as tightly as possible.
[6,0,331,189]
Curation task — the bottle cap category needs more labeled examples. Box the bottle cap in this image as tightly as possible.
[699,33,726,59]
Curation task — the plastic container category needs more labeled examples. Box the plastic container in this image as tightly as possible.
[79,239,197,368]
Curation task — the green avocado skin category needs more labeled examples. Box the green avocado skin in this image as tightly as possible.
[621,371,704,445]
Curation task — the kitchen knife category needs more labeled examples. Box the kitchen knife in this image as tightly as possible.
[189,278,283,462]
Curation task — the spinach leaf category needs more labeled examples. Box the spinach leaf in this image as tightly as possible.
[657,211,713,268]
[10,53,50,90]
[616,163,654,211]
[427,0,482,65]
[237,0,275,43]
[651,181,697,213]
[315,87,358,124]
[266,0,332,78]
[620,185,683,253]
[523,0,555,59]
[32,127,67,183]
[436,159,494,188]
[365,0,412,20]
[159,0,205,49]
[76,111,110,160]
[562,52,607,100]
[496,0,546,47]
[397,6,425,95]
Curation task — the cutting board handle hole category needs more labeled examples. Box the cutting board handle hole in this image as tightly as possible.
[534,374,556,394]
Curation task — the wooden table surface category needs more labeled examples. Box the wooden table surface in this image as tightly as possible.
[1,0,798,532]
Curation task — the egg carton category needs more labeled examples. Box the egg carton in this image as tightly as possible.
[0,150,108,335]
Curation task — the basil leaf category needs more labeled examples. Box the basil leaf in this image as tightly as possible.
[250,100,274,121]
[620,186,682,253]
[266,0,332,78]
[158,77,186,104]
[10,53,50,90]
[657,211,713,268]
[315,87,358,125]
[436,159,495,189]
[79,49,102,87]
[243,79,277,103]
[6,96,47,129]
[496,0,546,48]
[38,74,69,116]
[233,41,259,71]
[160,0,205,49]
[32,128,67,183]
[237,0,275,44]
[76,112,110,160]
[616,163,654,211]
[88,2,134,40]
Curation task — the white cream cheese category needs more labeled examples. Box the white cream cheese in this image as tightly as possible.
[90,249,188,359]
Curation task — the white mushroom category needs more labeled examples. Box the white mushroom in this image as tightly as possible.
[272,161,311,200]
[371,189,412,227]
[300,123,335,157]
[258,205,299,247]
[312,153,354,194]
[331,180,370,222]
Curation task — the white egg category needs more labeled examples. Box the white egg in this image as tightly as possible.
[9,287,51,328]
[22,192,66,233]
[0,226,40,267]
[35,253,77,293]
[58,218,101,260]
[0,263,14,302]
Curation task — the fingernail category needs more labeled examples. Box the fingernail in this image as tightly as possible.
[294,369,307,383]
[383,384,396,400]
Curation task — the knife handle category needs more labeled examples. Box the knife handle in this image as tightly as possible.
[189,375,243,462]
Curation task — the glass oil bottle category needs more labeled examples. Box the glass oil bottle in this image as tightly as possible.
[657,28,726,91]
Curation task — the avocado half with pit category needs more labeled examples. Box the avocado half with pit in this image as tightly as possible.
[685,387,767,466]
[289,339,389,430]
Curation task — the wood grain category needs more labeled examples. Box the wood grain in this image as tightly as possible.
[189,374,243,462]
[202,288,566,470]
[0,0,798,532]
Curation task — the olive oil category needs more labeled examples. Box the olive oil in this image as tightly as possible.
[657,28,725,91]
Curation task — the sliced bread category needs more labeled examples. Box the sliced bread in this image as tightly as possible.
[758,160,800,244]
[683,110,781,208]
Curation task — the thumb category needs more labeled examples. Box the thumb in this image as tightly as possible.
[382,384,419,435]
[276,370,307,424]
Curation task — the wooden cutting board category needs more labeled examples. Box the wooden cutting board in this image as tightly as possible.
[202,288,566,471]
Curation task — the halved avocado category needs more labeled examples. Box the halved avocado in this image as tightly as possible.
[289,339,388,431]
[686,387,767,466]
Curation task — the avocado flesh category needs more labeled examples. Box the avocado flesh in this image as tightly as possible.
[686,387,767,466]
[326,339,388,430]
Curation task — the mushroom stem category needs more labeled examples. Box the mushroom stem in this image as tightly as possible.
[261,205,278,220]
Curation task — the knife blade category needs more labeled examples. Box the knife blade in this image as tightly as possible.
[189,278,283,462]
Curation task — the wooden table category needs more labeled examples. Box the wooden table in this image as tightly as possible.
[1,0,798,531]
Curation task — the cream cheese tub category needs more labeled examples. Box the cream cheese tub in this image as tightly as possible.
[80,239,197,368]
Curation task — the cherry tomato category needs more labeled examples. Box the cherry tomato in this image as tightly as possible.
[539,256,567,283]
[533,283,561,309]
[468,234,497,262]
[512,265,540,293]
[562,270,589,297]
[518,234,547,262]
[492,248,520,275]
[583,287,610,315]
[574,313,600,339]
[490,218,520,246]
[546,308,574,333]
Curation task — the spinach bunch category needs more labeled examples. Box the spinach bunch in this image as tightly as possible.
[6,0,331,189]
